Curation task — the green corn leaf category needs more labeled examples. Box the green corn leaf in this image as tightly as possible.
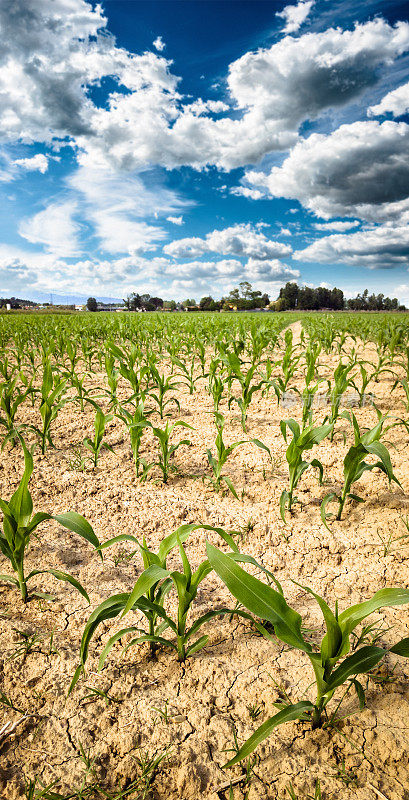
[68,663,85,695]
[206,543,310,652]
[352,678,366,709]
[298,423,332,449]
[8,440,34,525]
[121,634,177,654]
[177,535,192,586]
[27,568,90,603]
[338,588,409,645]
[320,493,338,530]
[96,533,140,551]
[294,583,342,662]
[389,637,409,657]
[325,645,386,692]
[26,512,52,534]
[121,564,171,617]
[53,512,102,558]
[251,439,272,460]
[0,573,19,586]
[231,553,283,593]
[186,607,238,640]
[224,701,313,768]
[185,635,208,656]
[98,626,142,669]
[158,523,198,562]
[223,475,239,500]
[280,490,289,522]
[80,593,131,663]
[310,458,324,484]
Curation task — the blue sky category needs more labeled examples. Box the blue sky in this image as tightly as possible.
[1,0,409,303]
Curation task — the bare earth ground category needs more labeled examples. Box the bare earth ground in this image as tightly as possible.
[1,322,409,799]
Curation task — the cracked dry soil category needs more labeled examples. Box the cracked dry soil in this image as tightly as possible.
[1,324,409,799]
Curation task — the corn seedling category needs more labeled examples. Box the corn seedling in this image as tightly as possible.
[147,363,181,418]
[207,541,409,766]
[268,330,301,404]
[351,362,380,407]
[206,412,270,499]
[171,354,202,395]
[104,353,120,408]
[117,402,151,478]
[30,358,67,454]
[83,408,114,467]
[0,375,35,447]
[205,412,246,498]
[301,381,324,429]
[151,420,193,482]
[71,523,246,687]
[324,362,354,440]
[304,342,322,385]
[280,419,332,521]
[0,440,101,602]
[321,412,400,525]
[224,352,265,431]
[108,342,150,405]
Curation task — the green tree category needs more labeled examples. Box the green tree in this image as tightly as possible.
[86,297,98,312]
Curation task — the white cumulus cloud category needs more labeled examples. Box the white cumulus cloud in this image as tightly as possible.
[368,81,409,117]
[153,36,165,52]
[276,1,314,34]
[13,154,49,173]
[18,201,81,257]
[246,120,409,222]
[164,223,292,260]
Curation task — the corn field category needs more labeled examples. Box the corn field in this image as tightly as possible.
[1,310,409,800]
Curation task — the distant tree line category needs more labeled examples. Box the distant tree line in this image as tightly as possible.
[0,297,37,308]
[83,282,406,313]
[345,288,402,311]
[274,283,404,311]
[123,293,164,311]
[275,283,344,311]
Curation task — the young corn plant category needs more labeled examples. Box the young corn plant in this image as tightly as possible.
[280,419,332,521]
[225,353,265,432]
[0,441,101,603]
[350,362,379,407]
[117,401,151,478]
[269,330,301,404]
[148,363,181,419]
[321,412,400,525]
[205,412,270,499]
[103,352,120,409]
[208,357,226,412]
[324,363,354,441]
[108,342,150,405]
[83,408,114,467]
[151,420,193,482]
[304,342,322,386]
[70,524,244,688]
[207,542,409,767]
[171,354,202,395]
[205,412,246,499]
[0,375,35,447]
[300,381,324,429]
[31,358,67,454]
[63,367,94,413]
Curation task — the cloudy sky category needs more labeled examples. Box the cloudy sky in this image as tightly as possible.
[2,0,409,303]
